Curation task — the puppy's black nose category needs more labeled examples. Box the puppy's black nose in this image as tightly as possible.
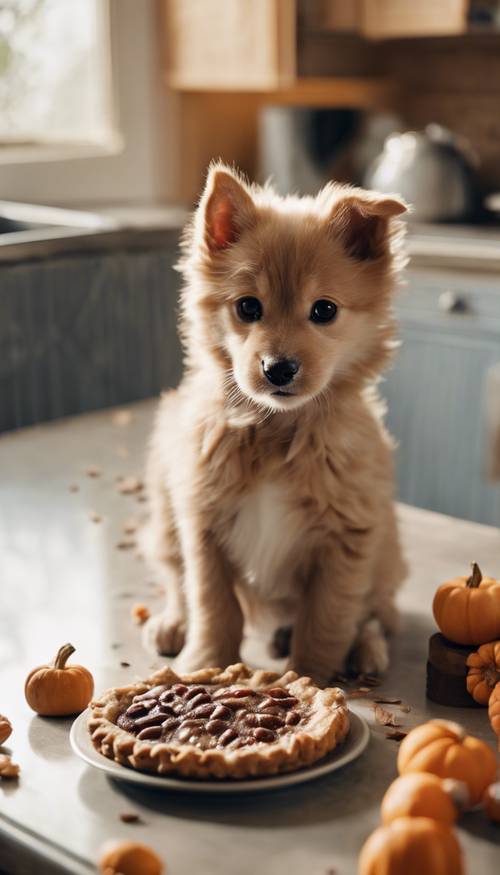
[262,357,300,387]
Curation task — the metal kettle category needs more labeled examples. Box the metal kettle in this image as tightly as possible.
[364,124,480,223]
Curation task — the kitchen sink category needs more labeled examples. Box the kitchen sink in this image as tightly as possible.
[0,201,187,263]
[0,200,118,244]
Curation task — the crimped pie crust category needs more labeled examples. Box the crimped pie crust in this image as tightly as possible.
[87,663,350,780]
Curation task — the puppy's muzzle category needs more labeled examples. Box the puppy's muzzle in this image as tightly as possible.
[262,357,301,388]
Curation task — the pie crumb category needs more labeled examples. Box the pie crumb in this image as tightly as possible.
[372,704,401,727]
[131,604,150,625]
[117,477,143,495]
[116,540,136,550]
[385,728,408,741]
[0,714,12,745]
[85,466,101,478]
[89,511,102,523]
[0,754,20,779]
[112,409,133,427]
[119,812,141,823]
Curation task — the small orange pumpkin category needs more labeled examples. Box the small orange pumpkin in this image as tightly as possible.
[358,817,464,875]
[381,773,465,826]
[397,719,497,806]
[432,562,500,645]
[25,643,94,716]
[484,782,500,824]
[488,681,500,749]
[466,640,500,704]
[98,841,163,875]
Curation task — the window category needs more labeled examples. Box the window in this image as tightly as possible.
[0,0,117,155]
[0,0,174,206]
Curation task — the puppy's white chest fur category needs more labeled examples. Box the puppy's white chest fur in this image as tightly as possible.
[225,481,302,599]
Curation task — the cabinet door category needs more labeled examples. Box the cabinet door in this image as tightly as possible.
[362,0,467,39]
[164,0,296,90]
[383,325,500,526]
[300,0,361,32]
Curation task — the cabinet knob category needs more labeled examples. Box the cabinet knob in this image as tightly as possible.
[439,291,468,314]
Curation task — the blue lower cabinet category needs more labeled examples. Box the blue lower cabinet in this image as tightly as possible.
[384,268,500,526]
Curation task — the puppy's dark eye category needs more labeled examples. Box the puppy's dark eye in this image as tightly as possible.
[236,296,262,323]
[310,299,338,324]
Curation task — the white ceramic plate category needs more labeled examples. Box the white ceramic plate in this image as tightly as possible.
[70,707,369,794]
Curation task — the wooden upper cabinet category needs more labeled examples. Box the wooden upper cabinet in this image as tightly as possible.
[163,0,296,91]
[361,0,468,39]
[300,0,469,40]
[162,0,470,97]
[301,1,362,33]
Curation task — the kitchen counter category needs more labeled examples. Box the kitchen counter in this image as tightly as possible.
[2,199,500,273]
[0,204,187,264]
[407,222,500,272]
[0,400,499,875]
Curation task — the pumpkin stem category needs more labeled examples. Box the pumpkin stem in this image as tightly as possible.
[433,718,467,740]
[466,562,482,588]
[485,667,500,688]
[442,778,470,812]
[53,643,76,670]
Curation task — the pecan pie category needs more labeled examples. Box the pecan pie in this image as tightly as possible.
[88,663,349,779]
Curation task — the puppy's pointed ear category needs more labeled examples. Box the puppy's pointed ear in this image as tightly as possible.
[201,167,256,253]
[330,193,407,261]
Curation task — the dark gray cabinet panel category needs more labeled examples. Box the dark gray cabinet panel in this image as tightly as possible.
[384,268,500,526]
[0,247,182,432]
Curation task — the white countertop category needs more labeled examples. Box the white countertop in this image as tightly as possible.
[0,400,499,875]
[2,200,500,272]
[407,222,500,272]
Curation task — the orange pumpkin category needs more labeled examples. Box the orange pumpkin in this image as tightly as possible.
[397,719,497,806]
[358,817,464,875]
[483,782,500,824]
[488,681,500,749]
[466,640,500,704]
[98,841,163,875]
[432,562,500,645]
[381,773,465,826]
[25,643,94,716]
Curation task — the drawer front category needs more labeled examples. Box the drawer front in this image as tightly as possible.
[397,267,500,334]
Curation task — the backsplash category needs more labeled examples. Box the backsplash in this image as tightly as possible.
[299,31,500,193]
[385,35,500,193]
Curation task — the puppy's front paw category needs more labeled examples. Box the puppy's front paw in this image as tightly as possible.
[173,648,218,675]
[174,641,241,674]
[285,658,331,688]
[349,618,389,676]
[142,613,186,656]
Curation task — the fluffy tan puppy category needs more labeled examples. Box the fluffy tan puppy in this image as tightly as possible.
[142,163,408,685]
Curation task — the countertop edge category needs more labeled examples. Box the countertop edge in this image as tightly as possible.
[0,225,183,265]
[0,815,93,875]
[1,205,500,270]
